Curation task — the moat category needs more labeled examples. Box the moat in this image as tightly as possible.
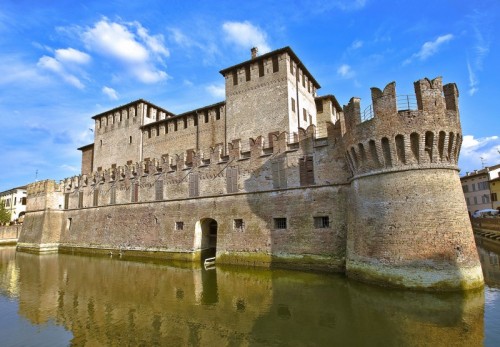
[1,240,499,346]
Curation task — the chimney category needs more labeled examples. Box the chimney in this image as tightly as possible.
[251,47,258,59]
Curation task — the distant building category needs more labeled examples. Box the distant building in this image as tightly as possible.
[460,164,500,214]
[490,176,500,210]
[0,186,27,223]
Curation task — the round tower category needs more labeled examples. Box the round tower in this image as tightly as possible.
[342,77,483,290]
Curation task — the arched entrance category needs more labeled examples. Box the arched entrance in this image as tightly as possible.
[194,218,218,260]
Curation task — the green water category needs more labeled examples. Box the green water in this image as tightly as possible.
[0,242,499,346]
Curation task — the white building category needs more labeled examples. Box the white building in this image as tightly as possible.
[461,164,500,215]
[0,186,27,223]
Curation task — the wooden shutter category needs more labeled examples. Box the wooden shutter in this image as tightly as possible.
[64,193,69,209]
[155,180,163,200]
[227,167,238,193]
[272,160,287,189]
[189,173,199,197]
[93,189,99,206]
[78,192,83,208]
[110,186,116,205]
[300,156,315,186]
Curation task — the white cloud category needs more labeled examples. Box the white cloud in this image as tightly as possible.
[102,86,118,100]
[350,40,363,49]
[82,18,168,83]
[206,84,225,98]
[459,135,500,173]
[82,19,149,63]
[222,21,271,53]
[337,64,354,78]
[404,34,453,65]
[135,22,169,59]
[37,55,84,89]
[467,60,478,96]
[55,48,91,64]
[60,164,79,172]
[169,28,194,47]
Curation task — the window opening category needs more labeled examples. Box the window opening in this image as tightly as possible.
[274,218,287,229]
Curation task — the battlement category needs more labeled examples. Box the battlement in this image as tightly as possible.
[58,124,347,210]
[342,77,462,178]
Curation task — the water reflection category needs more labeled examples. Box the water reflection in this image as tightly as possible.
[0,246,495,346]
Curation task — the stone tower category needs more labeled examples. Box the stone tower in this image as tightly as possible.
[342,77,483,290]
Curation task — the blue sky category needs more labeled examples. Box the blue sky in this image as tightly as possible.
[0,0,499,191]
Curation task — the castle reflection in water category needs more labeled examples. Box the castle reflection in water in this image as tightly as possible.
[1,243,497,346]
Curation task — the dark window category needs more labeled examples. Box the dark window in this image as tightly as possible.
[474,196,477,205]
[271,160,287,189]
[216,108,221,120]
[302,73,306,88]
[315,99,323,113]
[148,129,151,138]
[110,186,116,205]
[492,193,498,202]
[274,218,287,229]
[462,185,469,193]
[183,117,188,129]
[314,216,330,228]
[303,108,307,121]
[175,221,184,231]
[78,192,84,208]
[289,59,294,74]
[466,197,470,205]
[204,110,209,123]
[258,60,264,77]
[129,136,132,144]
[232,70,238,85]
[174,120,178,131]
[21,197,27,205]
[472,183,476,191]
[193,114,198,126]
[155,180,163,201]
[189,173,199,197]
[64,193,69,209]
[226,167,238,193]
[245,65,251,81]
[291,98,296,112]
[234,219,244,231]
[272,56,279,72]
[299,156,315,186]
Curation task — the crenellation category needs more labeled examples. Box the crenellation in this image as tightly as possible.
[17,46,482,291]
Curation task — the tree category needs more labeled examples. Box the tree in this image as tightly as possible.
[0,201,11,224]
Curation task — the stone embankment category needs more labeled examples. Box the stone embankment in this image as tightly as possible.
[473,218,500,239]
[0,225,20,244]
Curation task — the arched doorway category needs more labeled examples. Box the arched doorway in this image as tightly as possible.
[194,218,218,260]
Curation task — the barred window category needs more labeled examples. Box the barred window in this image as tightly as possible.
[274,218,287,229]
[189,173,199,197]
[314,216,330,229]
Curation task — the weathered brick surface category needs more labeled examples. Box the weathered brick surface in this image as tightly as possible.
[16,45,483,290]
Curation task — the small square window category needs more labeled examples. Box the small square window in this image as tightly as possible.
[314,216,330,229]
[234,219,244,231]
[175,221,184,231]
[274,218,287,229]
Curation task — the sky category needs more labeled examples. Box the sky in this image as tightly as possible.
[0,0,499,191]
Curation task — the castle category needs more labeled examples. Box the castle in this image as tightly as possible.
[17,47,483,291]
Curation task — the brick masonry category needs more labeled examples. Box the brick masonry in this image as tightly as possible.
[17,47,483,291]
